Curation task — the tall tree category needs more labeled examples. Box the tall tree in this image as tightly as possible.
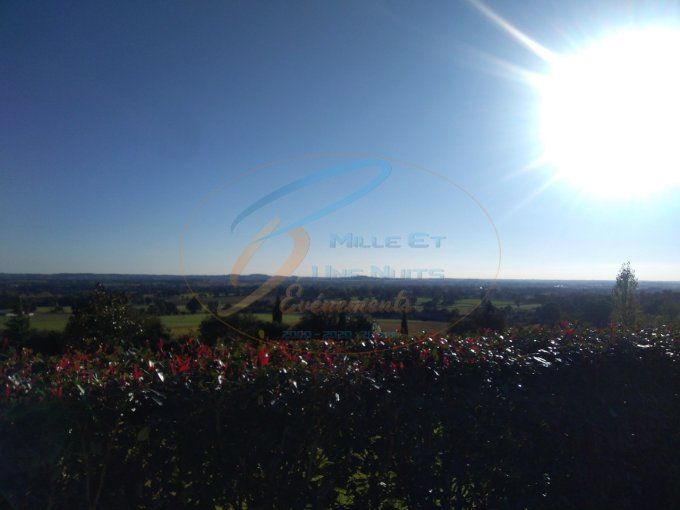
[400,309,409,335]
[5,296,30,345]
[64,284,168,349]
[272,295,283,324]
[185,296,202,314]
[612,261,639,329]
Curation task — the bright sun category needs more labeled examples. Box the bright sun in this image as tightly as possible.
[538,28,680,197]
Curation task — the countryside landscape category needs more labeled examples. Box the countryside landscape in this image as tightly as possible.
[2,271,679,508]
[2,0,679,508]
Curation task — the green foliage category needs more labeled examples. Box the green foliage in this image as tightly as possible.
[449,299,506,334]
[199,315,233,345]
[535,301,562,325]
[63,284,168,349]
[400,310,408,335]
[199,313,285,345]
[185,296,202,314]
[141,316,171,343]
[147,299,179,316]
[4,301,30,345]
[272,295,283,324]
[23,330,66,356]
[4,314,31,345]
[1,326,678,508]
[576,295,613,327]
[612,262,639,329]
[640,290,680,326]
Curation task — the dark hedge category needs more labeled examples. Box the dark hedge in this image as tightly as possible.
[1,327,679,509]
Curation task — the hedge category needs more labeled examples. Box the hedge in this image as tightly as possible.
[1,326,679,509]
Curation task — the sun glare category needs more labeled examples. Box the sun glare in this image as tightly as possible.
[538,28,680,197]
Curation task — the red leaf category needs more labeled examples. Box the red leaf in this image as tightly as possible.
[132,365,143,381]
[257,347,269,368]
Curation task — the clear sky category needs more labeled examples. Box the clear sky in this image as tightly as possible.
[1,0,679,280]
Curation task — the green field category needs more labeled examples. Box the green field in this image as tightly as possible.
[0,311,301,336]
[1,312,212,336]
[159,312,303,335]
[412,298,539,314]
[1,299,538,338]
[1,312,449,336]
[0,313,69,332]
[158,313,210,335]
[451,299,539,313]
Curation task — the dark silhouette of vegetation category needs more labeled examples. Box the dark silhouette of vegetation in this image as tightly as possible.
[64,284,169,350]
[1,327,678,509]
[449,299,505,334]
[400,309,408,335]
[535,301,562,325]
[146,299,179,316]
[22,330,66,356]
[272,295,283,324]
[185,296,202,314]
[4,297,30,345]
[199,313,285,345]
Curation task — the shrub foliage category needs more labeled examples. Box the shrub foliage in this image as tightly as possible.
[1,326,679,509]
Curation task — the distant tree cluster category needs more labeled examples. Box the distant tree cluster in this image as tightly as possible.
[185,296,202,314]
[146,299,179,316]
[198,313,285,345]
[449,299,506,334]
[64,284,169,350]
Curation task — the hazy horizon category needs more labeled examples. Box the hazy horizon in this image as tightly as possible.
[1,272,679,284]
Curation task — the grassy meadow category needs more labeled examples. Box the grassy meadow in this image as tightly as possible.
[1,299,539,337]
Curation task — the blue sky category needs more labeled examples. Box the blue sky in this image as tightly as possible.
[1,0,678,280]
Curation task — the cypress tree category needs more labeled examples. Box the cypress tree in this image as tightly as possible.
[400,309,408,335]
[272,295,283,324]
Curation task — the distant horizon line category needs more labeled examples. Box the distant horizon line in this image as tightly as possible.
[0,272,678,284]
